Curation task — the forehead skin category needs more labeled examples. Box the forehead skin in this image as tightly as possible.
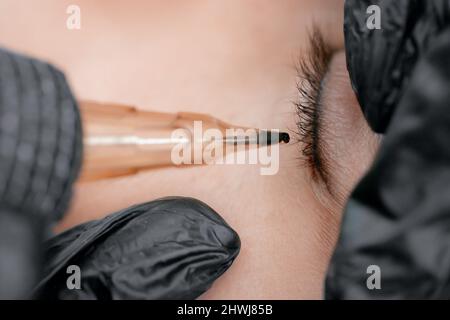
[0,0,375,299]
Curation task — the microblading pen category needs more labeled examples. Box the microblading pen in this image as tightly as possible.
[79,101,290,181]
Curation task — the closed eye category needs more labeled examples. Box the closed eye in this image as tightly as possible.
[295,30,381,207]
[294,27,334,190]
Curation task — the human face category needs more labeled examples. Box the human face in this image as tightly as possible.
[0,0,379,298]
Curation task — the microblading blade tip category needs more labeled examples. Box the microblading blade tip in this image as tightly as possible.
[258,131,290,145]
[279,132,290,144]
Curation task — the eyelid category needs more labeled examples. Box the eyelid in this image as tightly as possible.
[294,27,334,189]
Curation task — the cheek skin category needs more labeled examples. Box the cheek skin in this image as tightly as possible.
[197,137,344,299]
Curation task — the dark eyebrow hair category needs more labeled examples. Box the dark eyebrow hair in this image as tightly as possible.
[295,28,335,191]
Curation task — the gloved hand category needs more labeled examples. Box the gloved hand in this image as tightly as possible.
[0,48,240,300]
[326,0,450,299]
[0,48,82,299]
[33,197,240,300]
[343,0,450,134]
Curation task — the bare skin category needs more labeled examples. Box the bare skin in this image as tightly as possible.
[0,0,378,299]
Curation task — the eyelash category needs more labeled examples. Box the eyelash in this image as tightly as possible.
[294,28,333,184]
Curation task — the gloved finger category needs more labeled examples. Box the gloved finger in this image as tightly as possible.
[0,48,82,298]
[0,209,45,299]
[326,28,450,299]
[0,48,82,221]
[33,197,241,300]
[344,0,450,133]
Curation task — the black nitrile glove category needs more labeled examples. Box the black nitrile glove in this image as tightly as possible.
[0,48,240,300]
[33,197,240,300]
[0,48,82,299]
[344,0,450,134]
[326,0,450,299]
